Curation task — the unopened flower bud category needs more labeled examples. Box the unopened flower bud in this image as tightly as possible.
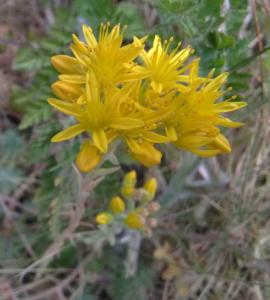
[143,177,158,201]
[121,170,137,198]
[124,212,144,229]
[96,212,113,225]
[109,196,125,214]
[76,142,101,173]
[52,81,81,101]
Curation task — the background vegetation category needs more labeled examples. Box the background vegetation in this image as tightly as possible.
[0,0,270,299]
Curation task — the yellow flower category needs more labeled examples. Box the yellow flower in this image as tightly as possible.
[49,74,144,154]
[96,212,113,225]
[143,178,158,201]
[53,23,146,92]
[49,23,246,171]
[164,71,246,157]
[124,212,144,229]
[130,35,194,93]
[118,80,172,164]
[110,196,125,214]
[121,170,137,198]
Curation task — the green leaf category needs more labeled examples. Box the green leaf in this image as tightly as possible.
[19,103,52,130]
[12,48,44,71]
[229,46,270,71]
[207,32,235,49]
[115,2,145,37]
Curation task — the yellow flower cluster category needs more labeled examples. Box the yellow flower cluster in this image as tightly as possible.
[49,23,246,172]
[95,170,160,236]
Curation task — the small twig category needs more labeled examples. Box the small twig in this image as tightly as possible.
[219,0,231,33]
[263,0,270,15]
[239,0,252,39]
[14,226,37,259]
[24,266,81,300]
[251,0,265,97]
[125,230,142,278]
[0,195,37,215]
[248,33,264,49]
[11,166,41,203]
[251,0,264,52]
[0,277,18,300]
[162,280,169,300]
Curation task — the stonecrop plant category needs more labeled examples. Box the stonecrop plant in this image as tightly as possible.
[96,170,160,237]
[49,23,246,172]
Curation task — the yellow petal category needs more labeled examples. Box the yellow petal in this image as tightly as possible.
[144,108,173,123]
[109,117,144,130]
[93,130,108,153]
[143,132,170,143]
[51,81,82,101]
[71,34,88,55]
[131,142,162,167]
[210,134,231,153]
[215,101,246,113]
[76,142,101,173]
[51,55,80,74]
[189,148,220,157]
[133,36,148,48]
[217,117,244,128]
[176,135,214,148]
[204,73,228,92]
[48,98,82,117]
[120,70,150,81]
[86,71,99,102]
[82,24,97,48]
[51,124,85,142]
[120,36,146,62]
[165,126,178,141]
[59,74,86,84]
[126,138,142,154]
[177,84,192,93]
[70,43,88,67]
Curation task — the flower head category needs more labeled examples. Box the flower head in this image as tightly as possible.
[130,35,194,93]
[49,74,144,154]
[52,23,146,93]
[49,23,246,172]
[167,70,246,156]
